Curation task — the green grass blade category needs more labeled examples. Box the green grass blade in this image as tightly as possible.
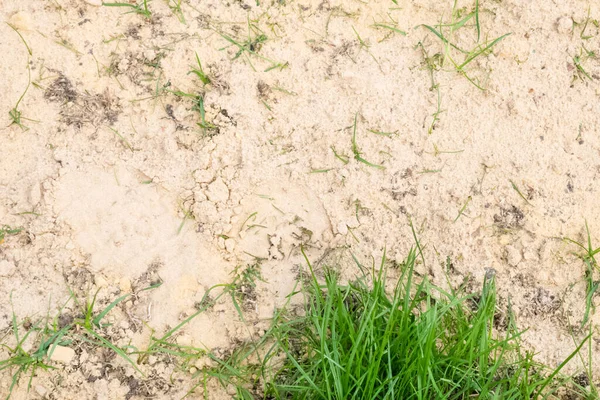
[92,293,130,328]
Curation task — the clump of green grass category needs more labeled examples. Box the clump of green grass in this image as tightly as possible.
[0,298,70,398]
[0,287,148,398]
[419,1,510,90]
[417,1,510,133]
[569,8,599,83]
[210,249,593,399]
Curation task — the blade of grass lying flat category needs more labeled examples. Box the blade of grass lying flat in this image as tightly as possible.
[351,113,384,169]
[371,23,407,35]
[103,2,137,7]
[450,13,474,32]
[6,23,32,56]
[509,179,532,205]
[458,33,511,70]
[475,0,481,42]
[92,293,130,328]
[419,24,469,54]
[82,328,145,376]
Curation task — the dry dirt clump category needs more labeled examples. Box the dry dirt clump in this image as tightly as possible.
[1,0,600,398]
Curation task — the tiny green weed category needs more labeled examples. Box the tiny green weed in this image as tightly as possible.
[108,127,134,151]
[574,8,599,40]
[454,195,472,222]
[6,23,32,57]
[415,41,444,134]
[166,89,218,136]
[370,13,407,40]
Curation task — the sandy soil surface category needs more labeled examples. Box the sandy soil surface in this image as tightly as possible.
[1,0,600,398]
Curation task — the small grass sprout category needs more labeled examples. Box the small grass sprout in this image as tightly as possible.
[7,23,34,131]
[0,225,22,244]
[573,45,596,82]
[564,222,600,327]
[351,113,384,169]
[188,52,211,85]
[215,17,287,72]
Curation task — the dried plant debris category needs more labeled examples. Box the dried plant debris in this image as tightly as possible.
[45,74,120,127]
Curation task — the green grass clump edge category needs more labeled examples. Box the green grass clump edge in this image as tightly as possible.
[221,249,594,399]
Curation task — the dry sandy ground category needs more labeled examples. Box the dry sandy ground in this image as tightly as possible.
[1,0,600,398]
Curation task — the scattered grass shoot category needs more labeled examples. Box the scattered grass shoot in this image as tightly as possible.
[415,42,444,134]
[165,0,185,23]
[108,127,134,151]
[564,222,600,327]
[418,1,511,92]
[454,195,472,223]
[573,45,596,82]
[331,146,349,165]
[509,179,532,206]
[367,128,398,137]
[352,26,381,68]
[575,8,599,40]
[6,23,32,56]
[351,113,384,169]
[215,17,288,72]
[103,0,152,19]
[0,225,22,244]
[7,24,34,131]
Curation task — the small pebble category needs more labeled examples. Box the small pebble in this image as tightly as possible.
[49,345,75,364]
[556,16,572,34]
[9,11,33,31]
[506,246,522,267]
